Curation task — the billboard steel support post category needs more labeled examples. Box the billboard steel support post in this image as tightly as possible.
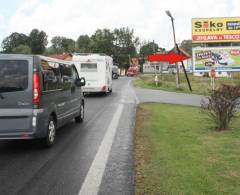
[175,44,192,91]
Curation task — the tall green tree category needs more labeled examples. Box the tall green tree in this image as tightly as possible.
[51,36,76,53]
[139,41,160,57]
[113,27,139,56]
[77,35,91,53]
[112,27,139,68]
[1,32,29,53]
[90,29,115,55]
[51,36,65,53]
[61,38,75,53]
[29,29,48,54]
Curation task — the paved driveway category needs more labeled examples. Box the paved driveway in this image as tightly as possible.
[134,87,206,107]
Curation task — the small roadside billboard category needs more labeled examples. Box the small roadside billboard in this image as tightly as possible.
[193,46,240,72]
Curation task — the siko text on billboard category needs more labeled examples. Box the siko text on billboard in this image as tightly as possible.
[192,17,240,43]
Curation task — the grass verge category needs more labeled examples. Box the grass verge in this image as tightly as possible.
[135,103,240,195]
[134,74,240,95]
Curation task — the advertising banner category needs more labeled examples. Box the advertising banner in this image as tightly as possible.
[192,17,240,43]
[193,47,240,72]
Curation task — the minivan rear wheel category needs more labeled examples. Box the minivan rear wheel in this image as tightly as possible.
[75,103,84,123]
[41,116,56,147]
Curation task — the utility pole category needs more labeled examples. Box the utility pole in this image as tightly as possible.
[166,10,192,91]
[166,10,180,89]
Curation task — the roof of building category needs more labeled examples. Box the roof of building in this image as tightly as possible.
[169,47,191,58]
[48,53,72,60]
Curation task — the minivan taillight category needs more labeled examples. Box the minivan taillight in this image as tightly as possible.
[33,73,41,105]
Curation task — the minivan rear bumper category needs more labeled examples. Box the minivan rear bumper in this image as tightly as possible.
[0,108,48,140]
[0,132,34,139]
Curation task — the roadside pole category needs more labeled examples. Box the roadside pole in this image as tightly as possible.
[210,67,216,90]
[166,11,180,88]
[171,18,180,88]
[176,44,192,92]
[155,74,159,87]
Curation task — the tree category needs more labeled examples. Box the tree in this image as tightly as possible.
[139,41,160,57]
[113,27,139,55]
[61,38,75,53]
[113,27,139,68]
[1,32,29,53]
[12,44,31,54]
[180,39,203,55]
[51,36,65,53]
[179,40,193,55]
[51,36,76,53]
[90,29,115,55]
[29,29,48,54]
[74,28,139,69]
[77,35,91,53]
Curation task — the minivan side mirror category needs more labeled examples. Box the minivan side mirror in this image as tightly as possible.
[75,77,86,87]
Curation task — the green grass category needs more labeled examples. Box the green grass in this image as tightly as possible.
[134,74,240,95]
[135,103,240,195]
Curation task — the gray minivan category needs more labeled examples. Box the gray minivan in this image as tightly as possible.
[0,54,85,147]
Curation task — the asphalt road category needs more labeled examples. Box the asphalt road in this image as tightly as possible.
[134,87,205,107]
[0,77,136,195]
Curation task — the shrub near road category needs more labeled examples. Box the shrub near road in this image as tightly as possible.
[135,103,240,195]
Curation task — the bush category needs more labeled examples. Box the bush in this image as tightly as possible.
[201,84,240,130]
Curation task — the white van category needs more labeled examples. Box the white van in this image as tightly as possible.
[72,53,113,94]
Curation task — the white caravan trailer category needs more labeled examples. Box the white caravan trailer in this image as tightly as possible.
[72,53,113,94]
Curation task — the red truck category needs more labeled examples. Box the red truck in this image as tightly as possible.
[127,66,139,77]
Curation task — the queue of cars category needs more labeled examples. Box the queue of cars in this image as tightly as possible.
[0,53,117,147]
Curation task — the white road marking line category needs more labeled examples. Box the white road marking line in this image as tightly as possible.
[127,79,131,87]
[79,104,124,195]
[133,89,140,104]
[130,80,140,104]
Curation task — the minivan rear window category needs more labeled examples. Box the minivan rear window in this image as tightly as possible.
[81,63,97,72]
[0,60,28,92]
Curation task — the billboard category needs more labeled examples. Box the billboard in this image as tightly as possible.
[193,47,240,72]
[192,17,240,43]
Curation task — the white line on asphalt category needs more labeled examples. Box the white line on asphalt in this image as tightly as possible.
[133,89,140,104]
[130,80,140,104]
[78,103,124,195]
[127,79,131,87]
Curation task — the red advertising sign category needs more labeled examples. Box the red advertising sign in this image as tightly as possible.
[148,52,189,64]
[192,34,240,42]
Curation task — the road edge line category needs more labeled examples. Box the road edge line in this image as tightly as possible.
[78,103,124,195]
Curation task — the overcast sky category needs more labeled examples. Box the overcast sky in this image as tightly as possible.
[0,0,239,50]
